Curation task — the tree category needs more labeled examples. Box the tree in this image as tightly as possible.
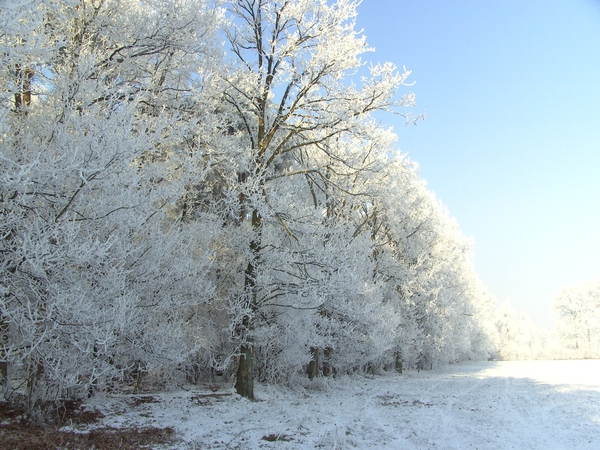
[218,0,422,398]
[0,0,224,409]
[553,279,600,359]
[365,157,498,369]
[1,0,502,413]
[494,302,551,360]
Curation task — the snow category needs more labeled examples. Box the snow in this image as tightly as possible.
[89,360,600,449]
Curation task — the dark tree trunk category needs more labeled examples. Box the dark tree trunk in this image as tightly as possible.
[0,314,7,384]
[14,65,33,109]
[26,358,44,410]
[307,347,319,379]
[234,343,254,400]
[234,209,262,400]
[395,351,403,374]
[323,347,333,377]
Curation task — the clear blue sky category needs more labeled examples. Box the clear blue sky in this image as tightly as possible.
[356,0,600,330]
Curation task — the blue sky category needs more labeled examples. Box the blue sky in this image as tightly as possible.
[356,0,600,329]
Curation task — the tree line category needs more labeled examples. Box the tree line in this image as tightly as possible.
[1,0,500,412]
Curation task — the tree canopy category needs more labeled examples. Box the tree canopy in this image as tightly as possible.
[1,0,499,409]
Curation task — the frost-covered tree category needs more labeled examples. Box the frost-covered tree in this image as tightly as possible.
[0,0,224,409]
[218,0,421,398]
[553,279,600,359]
[494,302,552,360]
[363,157,498,370]
[0,0,502,413]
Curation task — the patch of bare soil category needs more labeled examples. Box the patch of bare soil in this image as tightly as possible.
[0,400,177,450]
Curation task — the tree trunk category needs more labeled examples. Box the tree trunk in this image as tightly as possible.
[307,347,319,379]
[0,314,7,384]
[14,65,33,109]
[234,343,254,400]
[395,351,403,374]
[26,358,45,411]
[234,209,262,400]
[322,347,333,377]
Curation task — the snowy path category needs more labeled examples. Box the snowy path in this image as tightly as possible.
[92,360,600,449]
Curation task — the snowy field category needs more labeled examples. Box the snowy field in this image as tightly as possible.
[87,360,600,449]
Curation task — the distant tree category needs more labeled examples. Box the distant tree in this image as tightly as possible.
[553,279,600,359]
[494,302,551,360]
[365,158,498,369]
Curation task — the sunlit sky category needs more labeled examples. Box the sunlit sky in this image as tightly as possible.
[357,0,600,330]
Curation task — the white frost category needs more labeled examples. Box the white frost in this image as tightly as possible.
[88,360,600,449]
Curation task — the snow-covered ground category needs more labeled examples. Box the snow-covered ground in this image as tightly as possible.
[88,360,600,449]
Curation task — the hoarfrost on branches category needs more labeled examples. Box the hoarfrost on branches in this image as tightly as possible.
[1,0,501,411]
